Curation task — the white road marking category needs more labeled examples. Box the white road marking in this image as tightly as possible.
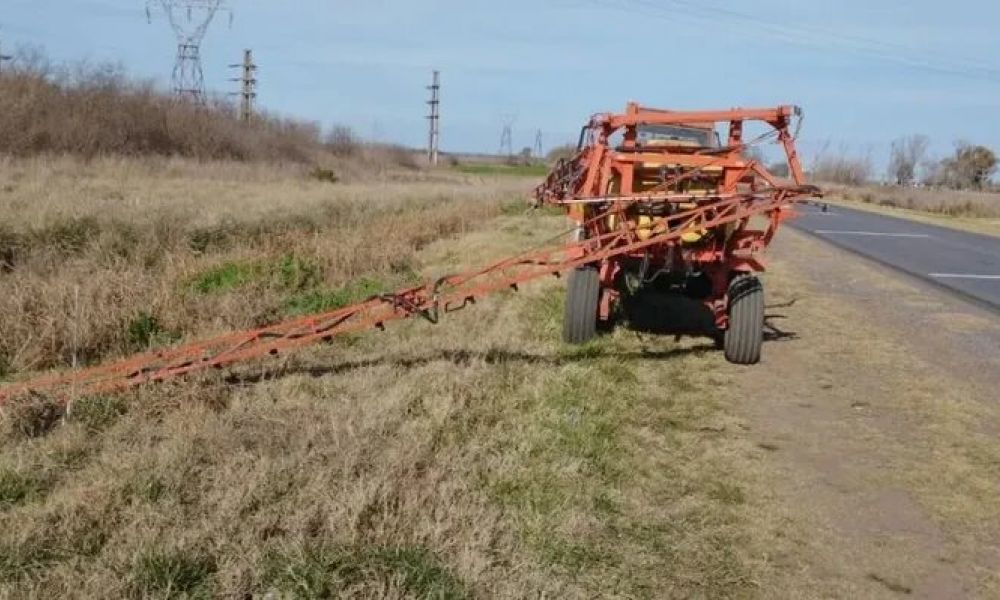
[813,229,931,238]
[928,273,1000,280]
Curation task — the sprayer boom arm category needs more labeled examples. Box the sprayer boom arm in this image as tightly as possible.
[0,187,814,404]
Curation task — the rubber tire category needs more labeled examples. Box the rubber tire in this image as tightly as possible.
[563,266,600,344]
[723,275,764,365]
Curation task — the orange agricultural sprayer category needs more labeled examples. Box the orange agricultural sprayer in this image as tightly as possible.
[0,103,820,405]
[535,103,821,362]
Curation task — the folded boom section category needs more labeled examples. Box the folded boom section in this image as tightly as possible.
[0,190,804,404]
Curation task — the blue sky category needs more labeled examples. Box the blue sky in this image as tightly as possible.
[3,0,1000,169]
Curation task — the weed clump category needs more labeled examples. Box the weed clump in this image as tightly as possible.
[190,254,322,295]
[127,312,175,351]
[0,468,45,508]
[5,398,65,439]
[309,166,340,184]
[191,261,262,295]
[130,548,217,598]
[262,543,469,599]
[284,277,386,315]
[68,395,128,432]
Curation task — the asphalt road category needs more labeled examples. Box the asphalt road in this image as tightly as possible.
[787,203,1000,311]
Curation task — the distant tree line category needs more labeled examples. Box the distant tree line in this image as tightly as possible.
[810,135,997,190]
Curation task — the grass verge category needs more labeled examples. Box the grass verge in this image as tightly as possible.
[454,163,550,177]
[0,209,772,597]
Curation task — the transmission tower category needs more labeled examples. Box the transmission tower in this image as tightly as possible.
[426,70,440,165]
[499,115,515,157]
[229,49,257,123]
[533,129,543,159]
[147,0,232,102]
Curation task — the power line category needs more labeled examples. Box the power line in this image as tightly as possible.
[426,70,440,165]
[228,49,257,124]
[589,0,1000,84]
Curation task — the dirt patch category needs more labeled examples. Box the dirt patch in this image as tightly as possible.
[736,229,1000,597]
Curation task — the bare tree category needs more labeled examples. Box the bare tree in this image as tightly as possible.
[325,125,359,157]
[811,140,873,186]
[887,134,929,186]
[920,157,946,186]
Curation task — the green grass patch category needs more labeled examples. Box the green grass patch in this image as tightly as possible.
[454,163,550,177]
[130,548,216,598]
[262,543,469,599]
[0,467,46,508]
[127,312,178,351]
[190,254,322,295]
[274,254,323,290]
[284,276,387,315]
[191,261,262,294]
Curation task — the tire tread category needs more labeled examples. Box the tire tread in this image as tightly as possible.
[563,267,600,344]
[723,275,764,364]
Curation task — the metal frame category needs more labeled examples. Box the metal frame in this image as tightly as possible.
[534,102,820,328]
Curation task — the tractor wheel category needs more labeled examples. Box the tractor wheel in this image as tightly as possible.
[723,274,764,365]
[563,266,600,344]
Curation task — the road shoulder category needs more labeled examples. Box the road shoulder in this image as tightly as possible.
[820,196,1000,238]
[738,229,1000,597]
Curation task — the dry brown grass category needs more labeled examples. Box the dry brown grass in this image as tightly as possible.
[0,58,424,180]
[0,161,783,597]
[827,182,1000,219]
[0,157,526,375]
[0,64,323,162]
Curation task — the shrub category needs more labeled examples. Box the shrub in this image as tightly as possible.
[0,53,322,162]
[326,125,360,157]
[309,166,340,183]
[68,396,128,432]
[127,312,175,351]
